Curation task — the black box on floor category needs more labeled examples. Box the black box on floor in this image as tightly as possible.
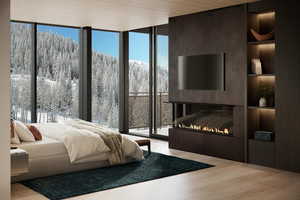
[254,131,274,141]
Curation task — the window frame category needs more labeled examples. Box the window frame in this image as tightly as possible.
[11,21,95,123]
[10,20,170,140]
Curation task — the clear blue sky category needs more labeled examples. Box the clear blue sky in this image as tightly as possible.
[129,32,149,63]
[129,32,168,68]
[37,25,168,67]
[157,35,169,68]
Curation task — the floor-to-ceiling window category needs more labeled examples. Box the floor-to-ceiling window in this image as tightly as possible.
[127,26,171,138]
[10,22,33,123]
[36,25,80,122]
[10,22,171,139]
[91,30,119,129]
[128,29,150,136]
[155,25,171,137]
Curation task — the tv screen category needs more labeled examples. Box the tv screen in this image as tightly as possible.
[178,54,225,91]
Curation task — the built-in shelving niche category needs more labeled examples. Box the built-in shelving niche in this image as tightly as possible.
[247,11,275,42]
[247,9,276,167]
[247,108,275,140]
[248,43,275,74]
[248,76,275,108]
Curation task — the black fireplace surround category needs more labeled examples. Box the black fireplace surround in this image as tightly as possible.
[169,103,244,161]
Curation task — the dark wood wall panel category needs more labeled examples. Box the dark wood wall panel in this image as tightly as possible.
[168,0,300,172]
[169,5,247,106]
[275,0,300,172]
[248,139,275,167]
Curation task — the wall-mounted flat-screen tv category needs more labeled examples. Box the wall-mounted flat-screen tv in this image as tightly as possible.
[178,53,225,91]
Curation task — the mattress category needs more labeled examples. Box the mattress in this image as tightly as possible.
[12,137,110,182]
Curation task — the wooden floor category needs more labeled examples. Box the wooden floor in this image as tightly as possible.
[12,135,300,200]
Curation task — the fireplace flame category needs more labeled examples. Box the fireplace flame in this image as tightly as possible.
[177,123,231,135]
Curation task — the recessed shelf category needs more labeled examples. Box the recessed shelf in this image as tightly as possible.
[248,74,275,77]
[248,10,275,14]
[248,40,275,45]
[248,106,275,110]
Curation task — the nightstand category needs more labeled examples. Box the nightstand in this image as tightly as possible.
[11,148,29,177]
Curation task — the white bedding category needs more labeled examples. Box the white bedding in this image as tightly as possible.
[32,122,144,164]
[33,123,110,163]
[13,136,111,182]
[18,136,67,159]
[17,136,109,163]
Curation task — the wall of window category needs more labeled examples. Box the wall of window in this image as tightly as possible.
[36,25,80,123]
[91,30,119,129]
[10,22,33,123]
[10,22,170,139]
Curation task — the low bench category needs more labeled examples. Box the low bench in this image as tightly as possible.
[135,139,151,155]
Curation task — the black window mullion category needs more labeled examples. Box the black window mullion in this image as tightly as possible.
[149,28,152,136]
[31,23,37,123]
[119,31,129,133]
[153,26,157,135]
[79,27,92,121]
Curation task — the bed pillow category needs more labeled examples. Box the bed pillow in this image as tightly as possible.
[27,125,43,141]
[10,121,21,144]
[14,120,35,142]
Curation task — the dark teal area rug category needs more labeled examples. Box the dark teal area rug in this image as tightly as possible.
[21,152,213,200]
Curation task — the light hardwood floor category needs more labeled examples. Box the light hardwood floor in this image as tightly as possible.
[11,135,300,200]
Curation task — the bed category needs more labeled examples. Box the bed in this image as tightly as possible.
[12,120,144,182]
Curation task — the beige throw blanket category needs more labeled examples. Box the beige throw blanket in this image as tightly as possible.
[63,119,125,165]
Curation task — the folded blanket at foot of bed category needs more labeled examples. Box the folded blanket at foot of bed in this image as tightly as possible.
[62,119,126,165]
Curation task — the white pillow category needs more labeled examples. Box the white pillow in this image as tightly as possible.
[14,120,35,142]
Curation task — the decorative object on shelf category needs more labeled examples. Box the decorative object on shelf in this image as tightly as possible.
[254,131,274,141]
[250,28,274,41]
[251,58,262,75]
[259,97,267,107]
[258,83,274,107]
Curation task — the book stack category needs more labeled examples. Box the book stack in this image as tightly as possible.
[254,131,273,141]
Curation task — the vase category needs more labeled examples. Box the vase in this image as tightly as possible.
[259,97,267,107]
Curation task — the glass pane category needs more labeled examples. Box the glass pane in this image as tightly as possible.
[92,30,119,129]
[129,30,150,136]
[156,26,172,136]
[37,25,80,122]
[10,22,32,123]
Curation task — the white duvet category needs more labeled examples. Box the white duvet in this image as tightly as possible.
[33,123,144,164]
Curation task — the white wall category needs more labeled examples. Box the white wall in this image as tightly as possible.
[0,0,11,199]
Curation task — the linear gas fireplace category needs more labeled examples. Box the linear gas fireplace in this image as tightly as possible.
[174,104,233,136]
[169,103,244,161]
